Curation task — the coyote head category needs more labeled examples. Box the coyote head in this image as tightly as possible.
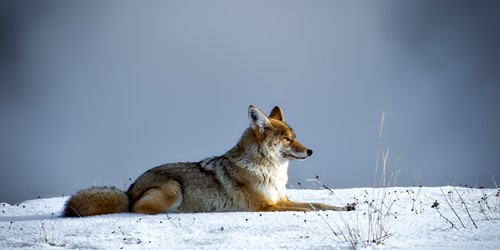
[247,105,313,162]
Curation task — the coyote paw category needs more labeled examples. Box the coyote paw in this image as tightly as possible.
[344,203,357,211]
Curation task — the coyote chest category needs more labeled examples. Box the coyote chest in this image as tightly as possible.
[245,161,289,203]
[192,156,289,211]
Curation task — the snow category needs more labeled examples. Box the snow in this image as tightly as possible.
[1,187,500,249]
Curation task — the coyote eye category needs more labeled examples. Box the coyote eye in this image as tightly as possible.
[283,136,293,142]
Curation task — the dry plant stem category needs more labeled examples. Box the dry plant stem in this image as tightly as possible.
[434,206,457,229]
[379,149,389,187]
[439,188,465,228]
[366,188,392,244]
[453,186,478,228]
[305,177,335,194]
[373,112,385,188]
[323,112,392,248]
[480,190,492,212]
[41,223,48,243]
[367,112,393,245]
[320,213,356,248]
[487,169,498,189]
[318,214,344,243]
[340,213,362,249]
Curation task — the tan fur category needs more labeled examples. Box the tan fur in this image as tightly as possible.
[64,187,128,217]
[63,105,355,217]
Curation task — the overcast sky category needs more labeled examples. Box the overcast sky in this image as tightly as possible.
[1,1,499,204]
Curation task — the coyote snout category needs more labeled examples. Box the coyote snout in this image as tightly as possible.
[282,148,313,160]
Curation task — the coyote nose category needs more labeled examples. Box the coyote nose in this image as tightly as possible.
[307,149,313,156]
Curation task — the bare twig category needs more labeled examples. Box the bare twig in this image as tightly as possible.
[432,202,457,229]
[374,112,385,188]
[487,169,498,189]
[305,176,335,194]
[439,188,465,228]
[318,214,346,244]
[453,186,477,228]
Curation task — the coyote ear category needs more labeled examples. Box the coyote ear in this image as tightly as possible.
[269,106,285,122]
[248,105,270,131]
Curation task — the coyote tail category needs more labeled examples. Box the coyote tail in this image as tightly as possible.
[63,186,129,217]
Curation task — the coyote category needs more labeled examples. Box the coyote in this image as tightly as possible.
[64,105,355,217]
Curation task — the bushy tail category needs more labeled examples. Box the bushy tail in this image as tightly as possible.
[64,186,129,217]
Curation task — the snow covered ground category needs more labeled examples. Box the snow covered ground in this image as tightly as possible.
[1,187,499,249]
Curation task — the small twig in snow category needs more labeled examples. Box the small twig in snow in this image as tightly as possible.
[453,186,477,228]
[440,188,465,228]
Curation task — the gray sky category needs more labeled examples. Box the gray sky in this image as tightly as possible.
[1,1,499,204]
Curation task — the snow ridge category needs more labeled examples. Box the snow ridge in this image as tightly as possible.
[1,187,499,249]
